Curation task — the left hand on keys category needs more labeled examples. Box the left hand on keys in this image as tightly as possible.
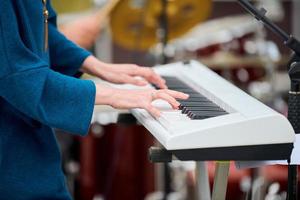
[81,56,167,89]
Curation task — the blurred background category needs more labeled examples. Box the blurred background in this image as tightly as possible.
[52,0,300,199]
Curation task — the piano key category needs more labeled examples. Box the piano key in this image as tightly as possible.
[162,76,179,80]
[179,102,213,109]
[188,110,227,116]
[163,75,227,119]
[182,106,222,114]
[171,88,198,94]
[165,81,189,85]
[168,86,191,90]
[186,94,207,98]
[182,107,225,114]
[184,105,225,110]
[165,83,188,87]
[178,98,210,103]
[189,112,227,120]
[179,102,217,109]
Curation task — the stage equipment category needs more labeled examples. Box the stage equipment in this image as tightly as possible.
[115,60,295,199]
[77,107,155,200]
[153,15,276,86]
[51,0,93,13]
[109,0,211,50]
[237,0,300,199]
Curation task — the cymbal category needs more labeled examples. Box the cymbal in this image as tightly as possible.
[110,0,212,50]
[51,0,93,14]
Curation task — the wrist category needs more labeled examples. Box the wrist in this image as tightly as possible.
[94,84,116,106]
[81,56,108,78]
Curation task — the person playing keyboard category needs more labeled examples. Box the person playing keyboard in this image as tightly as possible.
[0,1,188,199]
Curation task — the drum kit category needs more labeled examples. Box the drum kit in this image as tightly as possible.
[109,1,276,88]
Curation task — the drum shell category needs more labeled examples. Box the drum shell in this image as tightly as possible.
[77,122,155,200]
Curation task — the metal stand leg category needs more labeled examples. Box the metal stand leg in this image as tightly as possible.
[212,162,230,200]
[196,162,211,200]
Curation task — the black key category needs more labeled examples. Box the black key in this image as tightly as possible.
[165,81,189,85]
[186,97,209,101]
[179,101,212,109]
[182,106,221,114]
[184,104,225,111]
[168,85,190,90]
[187,94,206,98]
[188,110,227,117]
[179,102,216,108]
[178,97,209,102]
[164,79,185,83]
[180,104,217,110]
[189,112,227,120]
[176,89,198,94]
[162,76,179,80]
[168,85,192,90]
[164,78,186,84]
[186,108,225,115]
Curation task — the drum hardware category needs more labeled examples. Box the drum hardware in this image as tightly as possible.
[151,15,278,89]
[240,176,252,200]
[109,0,211,51]
[65,160,81,197]
[251,177,267,200]
[51,0,93,14]
[90,123,104,138]
[265,182,281,200]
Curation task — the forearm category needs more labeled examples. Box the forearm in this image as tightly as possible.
[81,55,108,78]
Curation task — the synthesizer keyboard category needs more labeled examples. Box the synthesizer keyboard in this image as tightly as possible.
[129,61,295,160]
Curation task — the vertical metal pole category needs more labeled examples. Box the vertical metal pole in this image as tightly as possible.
[160,0,168,64]
[212,162,230,200]
[292,0,300,39]
[162,162,171,200]
[196,162,211,200]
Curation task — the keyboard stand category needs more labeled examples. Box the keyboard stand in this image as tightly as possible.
[148,143,293,200]
[212,162,230,200]
[196,162,211,200]
[149,147,231,200]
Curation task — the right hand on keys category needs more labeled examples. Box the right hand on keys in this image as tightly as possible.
[95,85,189,117]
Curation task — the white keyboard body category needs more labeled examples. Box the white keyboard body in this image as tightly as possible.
[129,61,295,152]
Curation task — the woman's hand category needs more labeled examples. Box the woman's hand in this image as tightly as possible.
[82,56,167,89]
[95,85,189,117]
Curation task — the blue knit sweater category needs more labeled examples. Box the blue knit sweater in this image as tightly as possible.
[0,0,95,199]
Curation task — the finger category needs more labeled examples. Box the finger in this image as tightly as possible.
[155,92,180,109]
[146,105,161,118]
[150,74,167,89]
[161,89,189,99]
[121,75,149,86]
[110,65,167,89]
[144,69,167,89]
[134,67,167,89]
